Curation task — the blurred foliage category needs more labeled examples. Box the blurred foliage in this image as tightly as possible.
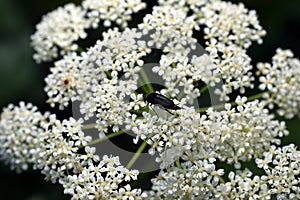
[0,0,299,199]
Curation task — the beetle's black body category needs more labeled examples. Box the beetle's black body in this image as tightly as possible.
[143,93,181,111]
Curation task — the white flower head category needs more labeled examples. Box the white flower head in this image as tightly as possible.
[82,0,146,28]
[256,144,300,199]
[199,0,266,48]
[207,96,289,167]
[0,102,50,172]
[31,4,92,63]
[34,117,94,184]
[63,155,142,199]
[257,48,300,119]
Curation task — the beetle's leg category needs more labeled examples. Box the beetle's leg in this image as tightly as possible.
[148,104,158,116]
[164,108,173,114]
[156,104,173,115]
[139,102,149,109]
[153,109,158,116]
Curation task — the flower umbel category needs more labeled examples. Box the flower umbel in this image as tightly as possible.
[257,48,300,119]
[0,102,50,172]
[1,0,300,199]
[31,3,91,63]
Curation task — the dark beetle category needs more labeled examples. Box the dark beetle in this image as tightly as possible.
[143,93,180,113]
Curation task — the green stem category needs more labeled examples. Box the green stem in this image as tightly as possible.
[199,85,209,94]
[126,138,149,169]
[138,78,148,94]
[87,129,125,146]
[177,91,185,100]
[218,175,225,184]
[247,91,269,101]
[82,123,97,130]
[140,67,154,93]
[175,159,182,168]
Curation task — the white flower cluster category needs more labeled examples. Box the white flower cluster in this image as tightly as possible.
[31,0,146,63]
[0,102,50,172]
[156,0,266,47]
[44,53,83,109]
[148,144,300,199]
[34,117,96,184]
[0,102,142,199]
[141,8,199,102]
[2,0,300,199]
[81,28,148,131]
[207,96,289,168]
[214,144,300,199]
[139,5,220,103]
[82,0,146,27]
[142,1,265,102]
[206,41,254,101]
[147,158,224,199]
[199,0,266,101]
[256,144,300,199]
[152,53,219,103]
[129,107,210,168]
[64,155,142,200]
[139,5,204,101]
[138,5,199,50]
[257,48,300,119]
[44,28,148,115]
[199,1,266,48]
[130,96,288,170]
[216,169,265,199]
[31,4,91,63]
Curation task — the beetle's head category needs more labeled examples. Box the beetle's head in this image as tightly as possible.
[143,93,148,101]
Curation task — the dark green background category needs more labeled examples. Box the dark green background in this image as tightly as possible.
[0,0,300,199]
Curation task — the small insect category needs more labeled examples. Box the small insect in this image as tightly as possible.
[143,92,181,114]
